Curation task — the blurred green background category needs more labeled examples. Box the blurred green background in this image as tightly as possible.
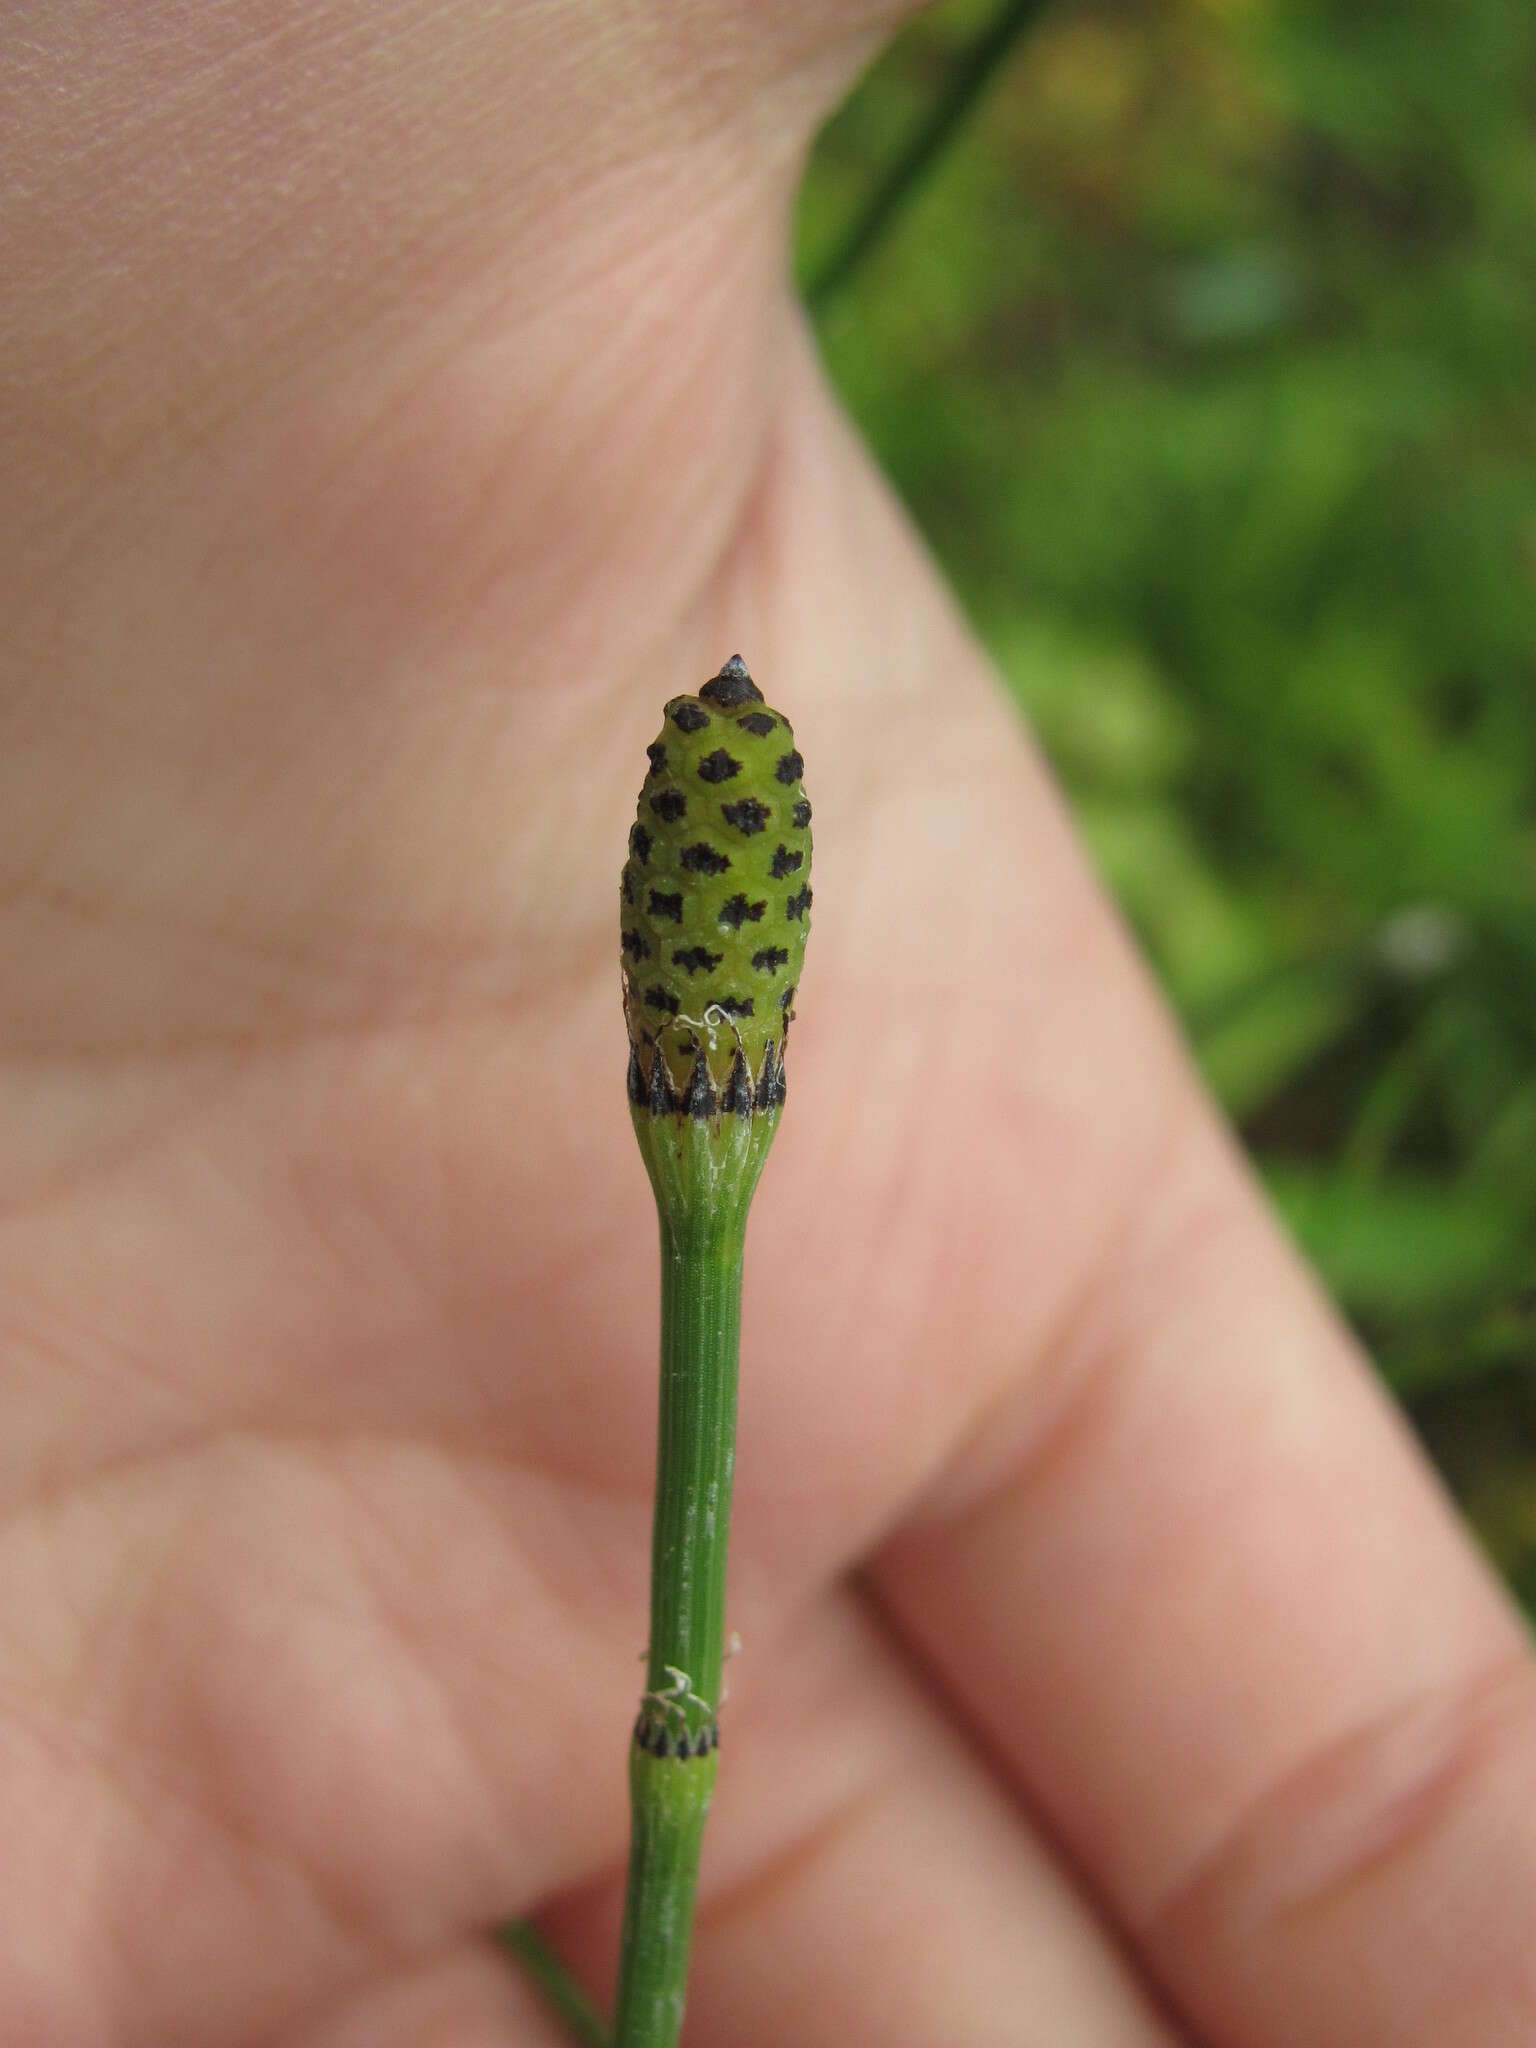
[798,0,1536,1612]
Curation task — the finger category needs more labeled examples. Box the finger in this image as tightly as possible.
[873,1125,1536,2044]
[869,1075,1522,1910]
[541,1588,1184,2048]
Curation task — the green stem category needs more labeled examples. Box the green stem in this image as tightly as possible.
[612,1741,719,2048]
[613,1107,776,2048]
[644,1216,745,1734]
[804,0,1052,313]
[498,1922,610,2048]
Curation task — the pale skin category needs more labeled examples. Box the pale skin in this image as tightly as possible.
[2,4,1533,2043]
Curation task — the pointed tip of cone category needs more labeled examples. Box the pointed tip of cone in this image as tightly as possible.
[699,656,764,709]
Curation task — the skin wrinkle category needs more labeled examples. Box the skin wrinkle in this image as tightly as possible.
[0,1179,409,1499]
[0,869,525,987]
[0,895,607,1063]
[832,1577,1180,2034]
[882,1066,1195,1536]
[842,1573,1114,1918]
[311,1450,605,1895]
[730,1012,1013,1566]
[1004,1155,1266,1506]
[0,1566,376,2047]
[0,1445,575,2003]
[696,1767,896,1942]
[0,1058,237,1226]
[0,1211,653,1516]
[243,153,785,663]
[0,1030,663,1517]
[0,1299,207,1511]
[277,1095,469,1341]
[0,1418,652,1651]
[1150,1655,1536,1939]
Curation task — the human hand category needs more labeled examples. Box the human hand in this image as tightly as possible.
[3,6,1532,2042]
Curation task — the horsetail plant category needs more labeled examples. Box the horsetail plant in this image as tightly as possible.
[610,654,812,2046]
[502,656,811,2043]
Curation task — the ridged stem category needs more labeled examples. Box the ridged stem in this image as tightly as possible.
[613,1103,777,2048]
[612,1739,719,2048]
[644,1214,745,1733]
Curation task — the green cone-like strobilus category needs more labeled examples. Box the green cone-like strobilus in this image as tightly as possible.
[621,654,812,1117]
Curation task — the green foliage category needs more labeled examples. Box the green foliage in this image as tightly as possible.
[800,0,1536,1606]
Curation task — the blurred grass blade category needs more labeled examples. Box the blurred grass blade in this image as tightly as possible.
[500,1923,609,2048]
[803,0,1052,312]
